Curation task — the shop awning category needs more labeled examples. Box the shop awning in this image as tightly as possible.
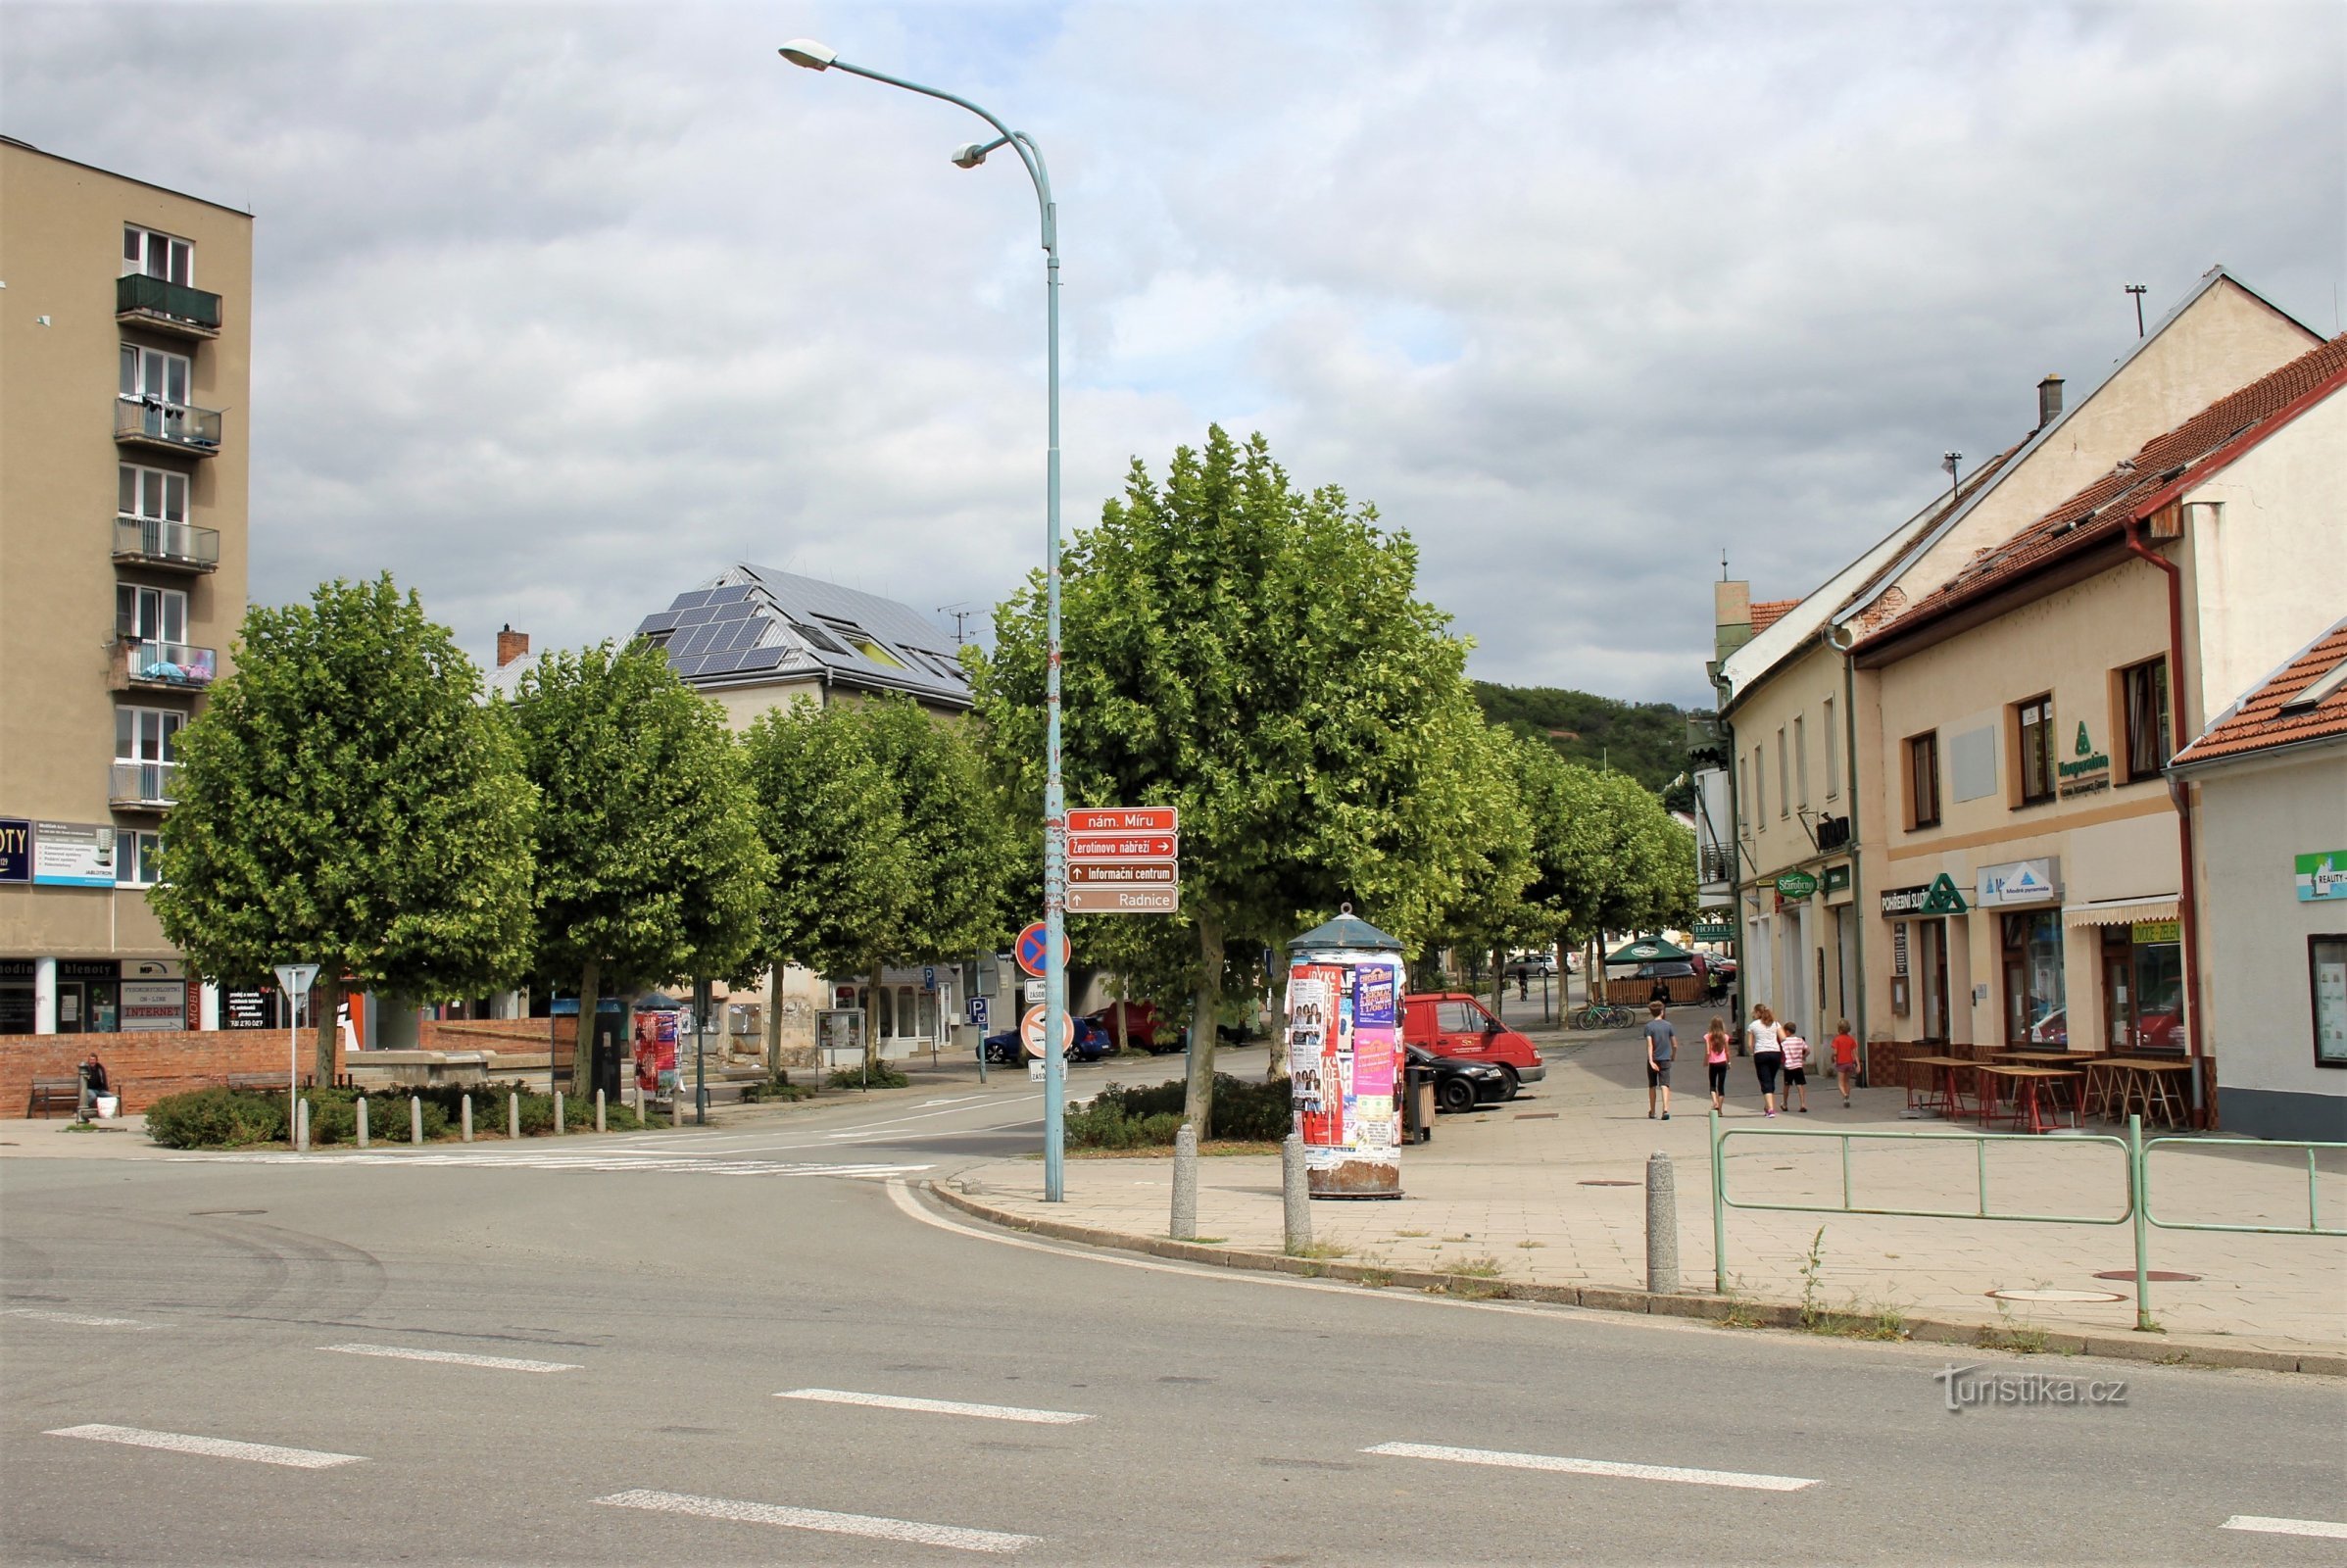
[2062,895,2179,929]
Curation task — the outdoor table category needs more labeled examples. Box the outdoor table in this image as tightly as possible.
[1903,1054,1977,1121]
[1975,1062,2081,1134]
[2098,1056,2193,1128]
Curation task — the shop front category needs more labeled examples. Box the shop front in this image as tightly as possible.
[1978,858,2065,1051]
[2062,896,2186,1054]
[1882,876,1968,1046]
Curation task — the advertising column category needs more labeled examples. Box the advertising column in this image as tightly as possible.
[1284,906,1405,1200]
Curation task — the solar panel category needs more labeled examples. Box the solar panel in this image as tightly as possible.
[670,589,713,611]
[739,647,785,671]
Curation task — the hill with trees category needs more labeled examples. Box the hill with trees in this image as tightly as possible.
[1471,681,1696,810]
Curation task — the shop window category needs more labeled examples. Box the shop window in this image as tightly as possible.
[2101,923,2185,1054]
[2001,910,2066,1048]
[2015,695,2056,806]
[2312,936,2347,1068]
[1906,731,1940,829]
[2122,659,2171,782]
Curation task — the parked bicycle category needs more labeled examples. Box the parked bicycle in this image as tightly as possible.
[1571,1002,1636,1031]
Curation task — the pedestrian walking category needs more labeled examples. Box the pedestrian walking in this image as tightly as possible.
[1746,1004,1784,1117]
[1642,1002,1677,1120]
[1832,1018,1859,1106]
[1648,974,1672,1010]
[1781,1020,1812,1112]
[1704,1015,1732,1112]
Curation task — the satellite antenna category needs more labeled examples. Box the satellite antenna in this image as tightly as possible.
[938,603,974,646]
[2125,283,2148,338]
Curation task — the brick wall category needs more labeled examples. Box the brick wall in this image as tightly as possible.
[3,1027,348,1116]
[419,1017,554,1052]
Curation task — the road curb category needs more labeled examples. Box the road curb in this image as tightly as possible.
[924,1181,2343,1377]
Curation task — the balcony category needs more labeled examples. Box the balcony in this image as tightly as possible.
[116,272,222,340]
[1699,845,1737,889]
[114,515,220,574]
[114,639,216,692]
[109,760,178,811]
[115,396,222,458]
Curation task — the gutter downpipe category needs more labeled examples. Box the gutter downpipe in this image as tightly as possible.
[2126,514,2209,1128]
[1709,678,1744,1038]
[1825,621,1870,1084]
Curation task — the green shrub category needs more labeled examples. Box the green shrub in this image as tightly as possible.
[1063,1074,1293,1149]
[144,1088,289,1150]
[827,1059,910,1091]
[741,1072,815,1103]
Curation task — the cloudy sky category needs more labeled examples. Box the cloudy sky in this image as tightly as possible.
[7,2,2341,705]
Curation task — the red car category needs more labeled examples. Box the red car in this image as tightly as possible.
[1401,993,1546,1100]
[1088,1000,1168,1054]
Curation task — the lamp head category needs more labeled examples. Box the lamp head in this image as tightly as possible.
[952,141,989,169]
[778,38,837,70]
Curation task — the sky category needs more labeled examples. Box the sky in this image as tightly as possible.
[6,2,2341,707]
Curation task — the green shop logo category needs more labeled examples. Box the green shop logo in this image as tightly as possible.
[2058,719,2111,787]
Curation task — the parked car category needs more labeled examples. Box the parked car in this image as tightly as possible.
[1088,1000,1163,1053]
[1405,1043,1510,1113]
[1400,993,1545,1100]
[978,1015,1111,1064]
[1504,951,1556,978]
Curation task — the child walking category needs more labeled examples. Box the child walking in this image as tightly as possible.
[1780,1019,1812,1112]
[1832,1018,1859,1106]
[1704,1015,1732,1112]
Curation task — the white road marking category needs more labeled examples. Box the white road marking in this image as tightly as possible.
[46,1424,364,1469]
[778,1388,1092,1425]
[1364,1441,1817,1492]
[4,1308,152,1328]
[596,1489,1036,1553]
[321,1343,581,1372]
[2223,1516,2347,1540]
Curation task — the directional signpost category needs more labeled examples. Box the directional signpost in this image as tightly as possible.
[272,962,320,1114]
[1064,808,1180,914]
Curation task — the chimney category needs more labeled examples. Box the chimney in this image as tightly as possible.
[496,624,529,669]
[2036,373,2064,430]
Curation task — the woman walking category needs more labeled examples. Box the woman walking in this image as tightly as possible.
[1746,1004,1785,1117]
[1704,1015,1732,1112]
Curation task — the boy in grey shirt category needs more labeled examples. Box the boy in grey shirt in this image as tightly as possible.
[1643,1002,1677,1120]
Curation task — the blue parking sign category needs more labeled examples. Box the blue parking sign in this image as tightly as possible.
[968,997,989,1028]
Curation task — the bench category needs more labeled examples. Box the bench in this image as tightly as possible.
[28,1078,83,1118]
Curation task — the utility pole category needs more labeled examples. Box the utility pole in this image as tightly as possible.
[2126,283,2147,338]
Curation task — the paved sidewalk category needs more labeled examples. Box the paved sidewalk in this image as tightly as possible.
[950,1018,2347,1360]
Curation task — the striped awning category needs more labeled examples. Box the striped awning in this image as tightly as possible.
[2062,895,2180,929]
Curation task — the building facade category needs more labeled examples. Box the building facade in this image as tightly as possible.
[0,139,253,1037]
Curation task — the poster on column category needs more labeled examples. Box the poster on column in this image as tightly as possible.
[1349,960,1400,1155]
[1285,964,1342,1150]
[633,1011,680,1094]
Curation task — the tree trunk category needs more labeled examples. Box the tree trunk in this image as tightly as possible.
[1183,909,1224,1138]
[764,965,784,1076]
[1111,981,1129,1056]
[572,958,600,1095]
[1491,945,1505,1022]
[1264,966,1289,1084]
[313,972,341,1090]
[865,964,884,1068]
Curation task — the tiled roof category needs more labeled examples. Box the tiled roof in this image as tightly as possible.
[633,564,971,710]
[1856,334,2347,651]
[2172,616,2347,767]
[1747,599,1799,634]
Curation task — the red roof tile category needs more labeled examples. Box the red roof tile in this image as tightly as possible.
[1855,334,2347,652]
[1748,599,1800,634]
[2172,618,2347,766]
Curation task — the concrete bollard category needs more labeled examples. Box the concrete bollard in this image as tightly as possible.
[1170,1122,1199,1241]
[509,1091,519,1140]
[356,1097,369,1150]
[1645,1151,1680,1294]
[633,1080,645,1120]
[1282,1133,1312,1252]
[672,1089,684,1128]
[410,1096,422,1146]
[553,1090,564,1135]
[295,1099,310,1153]
[461,1094,472,1143]
[595,1088,606,1134]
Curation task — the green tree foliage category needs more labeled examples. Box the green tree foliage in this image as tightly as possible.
[744,697,1010,1062]
[507,640,772,1088]
[1473,681,1697,810]
[969,426,1499,1133]
[1518,758,1697,956]
[155,575,535,1084]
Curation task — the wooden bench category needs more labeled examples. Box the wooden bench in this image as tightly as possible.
[27,1078,83,1117]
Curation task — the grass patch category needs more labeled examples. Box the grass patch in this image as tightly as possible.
[1435,1254,1504,1279]
[1066,1140,1282,1159]
[1287,1240,1349,1260]
[1394,1228,1430,1238]
[1515,1239,1545,1250]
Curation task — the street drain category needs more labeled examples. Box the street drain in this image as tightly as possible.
[1984,1288,2127,1304]
[1578,1179,1638,1187]
[2094,1269,2202,1283]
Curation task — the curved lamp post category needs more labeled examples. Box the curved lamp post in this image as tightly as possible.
[779,39,1070,1201]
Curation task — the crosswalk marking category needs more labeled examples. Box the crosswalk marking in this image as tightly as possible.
[596,1489,1036,1553]
[171,1152,930,1179]
[5,1308,153,1328]
[321,1344,581,1372]
[777,1388,1093,1425]
[2223,1516,2347,1540]
[46,1424,364,1469]
[1364,1441,1817,1492]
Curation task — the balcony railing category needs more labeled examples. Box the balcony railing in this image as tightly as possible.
[1699,846,1737,887]
[119,639,217,690]
[109,760,178,808]
[115,396,222,456]
[114,514,221,573]
[116,272,223,336]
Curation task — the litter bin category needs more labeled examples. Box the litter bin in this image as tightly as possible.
[588,1026,622,1105]
[1399,1063,1435,1144]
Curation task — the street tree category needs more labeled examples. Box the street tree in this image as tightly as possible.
[508,640,772,1089]
[155,575,535,1085]
[970,426,1499,1133]
[1520,760,1697,983]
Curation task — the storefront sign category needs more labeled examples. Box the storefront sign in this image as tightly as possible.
[119,978,187,1031]
[1823,864,1851,895]
[2295,851,2347,903]
[1775,871,1819,899]
[1691,921,1735,942]
[1978,858,2061,908]
[32,822,117,887]
[59,959,121,980]
[1884,873,1971,917]
[2132,920,2180,945]
[2058,720,2111,799]
[1892,921,1910,976]
[223,989,275,1029]
[1881,884,1931,917]
[0,818,30,883]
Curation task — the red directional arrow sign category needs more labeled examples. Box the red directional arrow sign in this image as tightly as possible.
[1066,833,1177,861]
[1068,807,1178,834]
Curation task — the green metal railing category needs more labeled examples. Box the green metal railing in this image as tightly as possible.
[1710,1109,2345,1332]
[116,271,222,330]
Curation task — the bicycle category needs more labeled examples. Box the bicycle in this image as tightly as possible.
[1571,1002,1635,1031]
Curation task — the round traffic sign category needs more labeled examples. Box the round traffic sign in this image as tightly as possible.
[1014,920,1067,978]
[1020,1004,1074,1058]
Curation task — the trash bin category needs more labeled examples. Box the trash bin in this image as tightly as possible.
[1399,1065,1435,1144]
[589,1013,623,1103]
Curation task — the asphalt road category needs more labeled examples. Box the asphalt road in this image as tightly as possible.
[4,1073,2344,1566]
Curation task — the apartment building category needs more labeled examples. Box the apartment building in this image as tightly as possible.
[0,139,253,1035]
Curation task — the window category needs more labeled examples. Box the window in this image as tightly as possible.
[1751,745,1765,828]
[2103,923,2186,1053]
[116,707,183,764]
[1793,716,1808,808]
[1776,728,1788,816]
[1823,697,1839,798]
[2122,659,2171,782]
[2016,694,2056,805]
[115,830,165,888]
[120,344,192,406]
[1907,731,1940,829]
[1438,1000,1484,1034]
[2314,936,2347,1068]
[2002,911,2068,1048]
[123,225,193,286]
[117,584,188,645]
[120,464,189,523]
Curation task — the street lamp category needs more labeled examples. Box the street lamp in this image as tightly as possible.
[779,39,1071,1201]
